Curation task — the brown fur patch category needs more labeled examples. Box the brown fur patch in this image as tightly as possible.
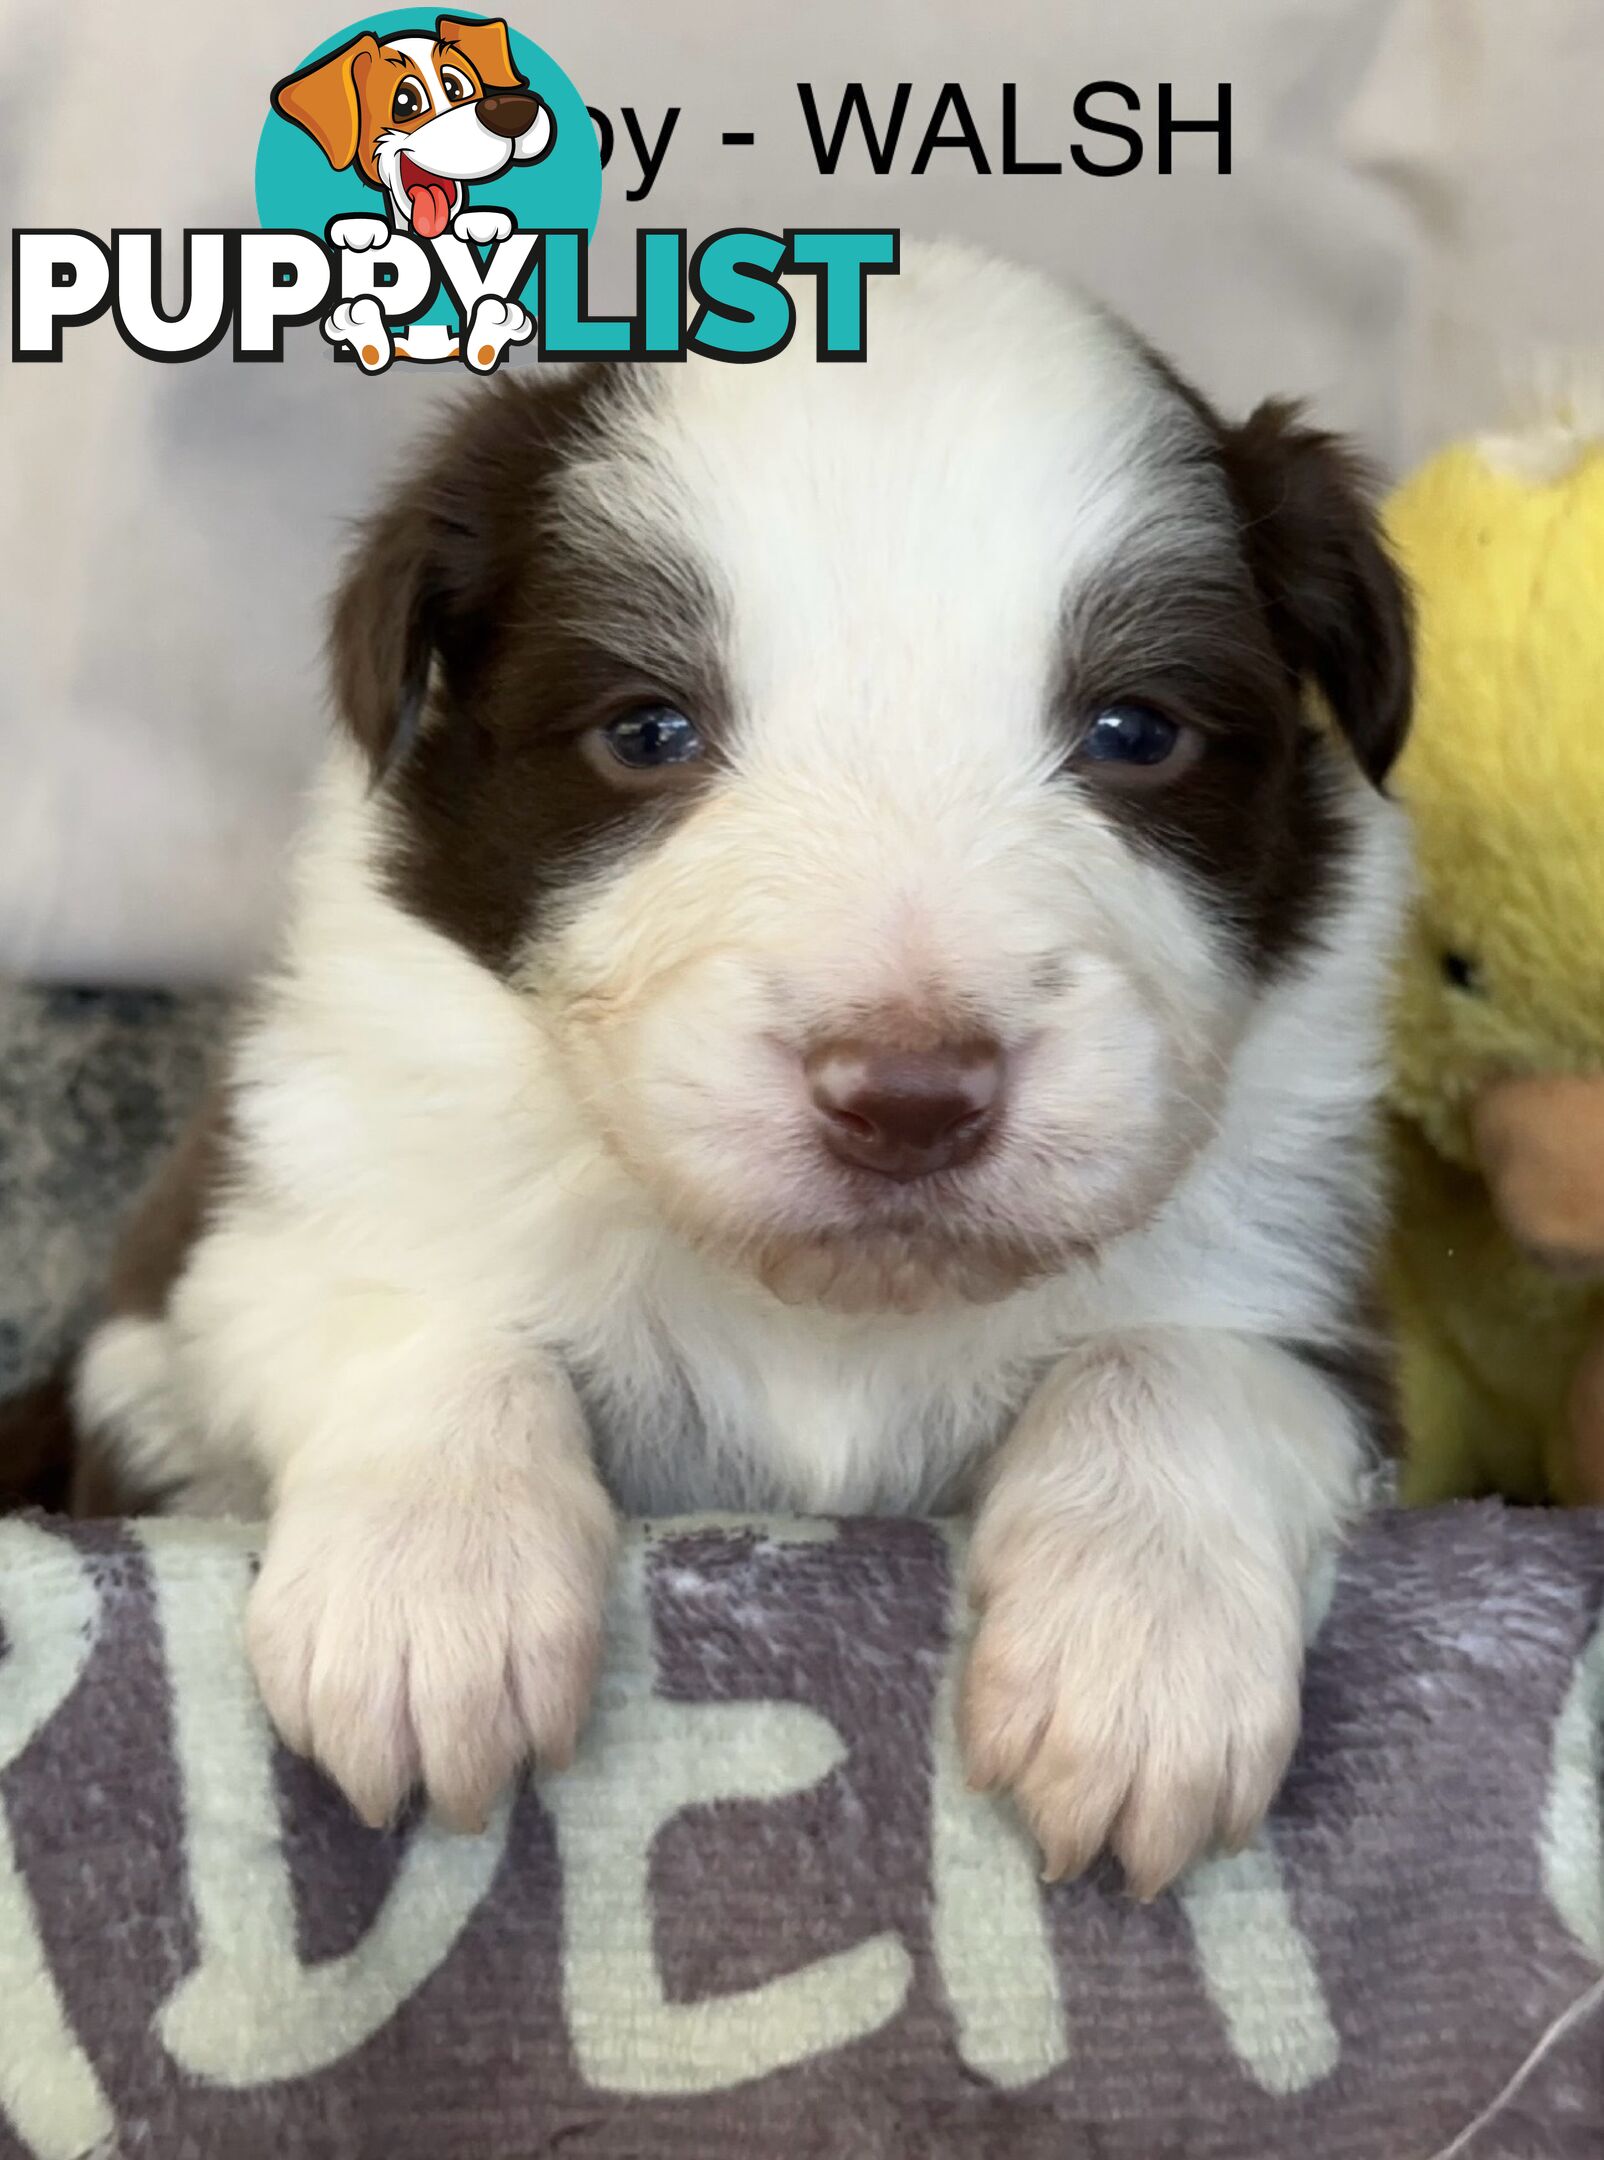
[1060,544,1351,976]
[1128,334,1415,795]
[0,1368,152,1517]
[333,352,1409,987]
[1216,401,1413,792]
[0,1369,75,1513]
[0,1091,232,1519]
[104,1090,231,1319]
[1059,370,1412,980]
[329,369,727,972]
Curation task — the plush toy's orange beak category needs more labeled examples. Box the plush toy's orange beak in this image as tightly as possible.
[1472,1072,1604,1273]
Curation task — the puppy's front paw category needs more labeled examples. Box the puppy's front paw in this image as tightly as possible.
[248,1463,615,1830]
[960,1523,1302,1897]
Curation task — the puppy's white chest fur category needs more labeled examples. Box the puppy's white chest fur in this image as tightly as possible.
[574,1268,1039,1516]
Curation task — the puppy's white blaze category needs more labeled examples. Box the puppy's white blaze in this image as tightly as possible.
[528,255,1253,1307]
[573,255,1216,777]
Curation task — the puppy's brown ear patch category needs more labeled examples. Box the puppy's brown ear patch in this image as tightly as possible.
[1221,400,1414,788]
[271,34,379,172]
[437,15,525,91]
[329,383,548,773]
[330,489,440,774]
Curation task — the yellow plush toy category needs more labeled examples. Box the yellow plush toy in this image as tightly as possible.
[1385,402,1604,1507]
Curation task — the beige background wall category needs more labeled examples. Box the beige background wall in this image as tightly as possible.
[2,0,1600,982]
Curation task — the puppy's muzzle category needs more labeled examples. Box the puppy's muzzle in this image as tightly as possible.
[806,1037,1004,1180]
[477,92,543,140]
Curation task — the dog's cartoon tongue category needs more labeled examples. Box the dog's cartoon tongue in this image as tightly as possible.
[401,156,454,239]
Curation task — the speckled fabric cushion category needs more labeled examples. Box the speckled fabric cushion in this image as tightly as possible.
[0,982,225,1395]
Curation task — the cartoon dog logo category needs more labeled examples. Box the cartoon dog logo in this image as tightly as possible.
[271,15,554,367]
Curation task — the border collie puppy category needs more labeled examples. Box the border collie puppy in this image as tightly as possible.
[40,246,1413,1893]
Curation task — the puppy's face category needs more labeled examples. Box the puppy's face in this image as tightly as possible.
[334,252,1411,1312]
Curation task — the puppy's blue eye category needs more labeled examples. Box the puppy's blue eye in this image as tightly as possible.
[603,704,703,770]
[1078,702,1184,768]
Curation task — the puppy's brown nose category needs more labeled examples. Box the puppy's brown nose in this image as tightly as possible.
[476,92,543,139]
[806,1039,1004,1180]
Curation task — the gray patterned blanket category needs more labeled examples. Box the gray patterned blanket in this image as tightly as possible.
[1,985,1602,2158]
[0,1507,1600,2159]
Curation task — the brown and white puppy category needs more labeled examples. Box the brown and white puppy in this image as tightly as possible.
[43,248,1414,1894]
[272,14,553,239]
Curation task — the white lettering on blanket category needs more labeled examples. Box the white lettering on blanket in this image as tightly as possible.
[1543,1610,1604,1962]
[139,1521,509,2085]
[929,1521,1071,2087]
[1179,1845,1340,2094]
[0,1516,1598,2160]
[548,1520,915,2093]
[1177,1559,1341,2095]
[0,1522,114,2160]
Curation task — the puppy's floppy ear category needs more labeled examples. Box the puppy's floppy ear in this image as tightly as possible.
[1220,400,1413,788]
[436,16,526,92]
[329,388,542,774]
[329,483,442,775]
[271,34,379,172]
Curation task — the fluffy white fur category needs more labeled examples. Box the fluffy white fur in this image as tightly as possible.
[76,247,1409,1885]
